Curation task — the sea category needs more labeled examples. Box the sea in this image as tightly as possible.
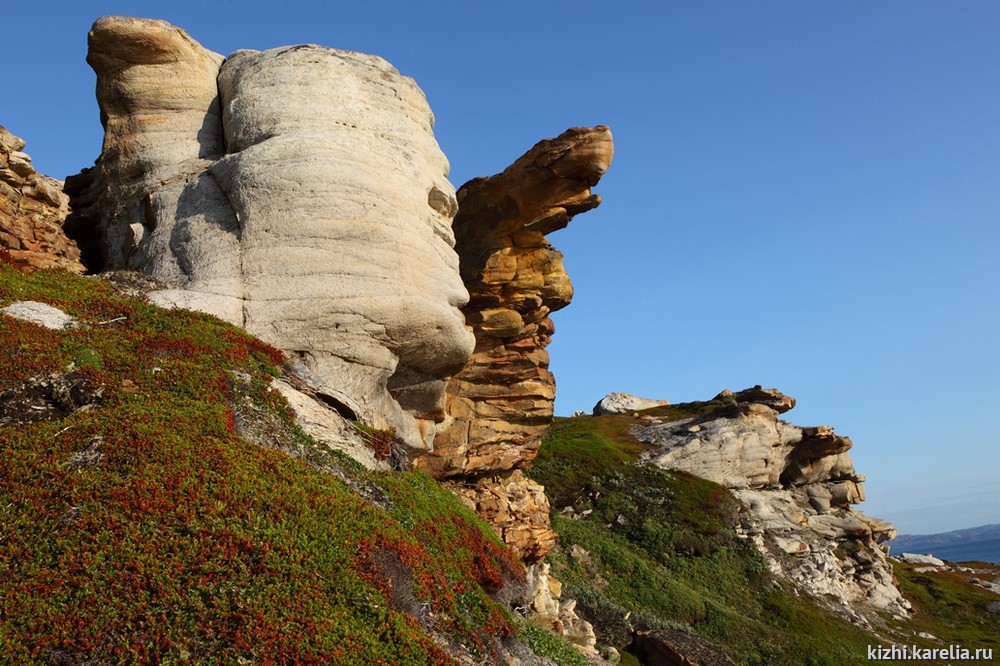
[893,538,1000,565]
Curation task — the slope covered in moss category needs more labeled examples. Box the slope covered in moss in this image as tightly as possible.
[0,262,550,665]
[529,413,1000,665]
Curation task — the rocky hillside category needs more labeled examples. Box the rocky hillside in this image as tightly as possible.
[2,14,999,666]
[0,261,586,665]
[528,403,1000,664]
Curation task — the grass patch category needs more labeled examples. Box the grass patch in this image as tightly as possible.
[890,561,999,656]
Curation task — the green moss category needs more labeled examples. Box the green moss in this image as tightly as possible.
[0,264,524,664]
[517,622,590,666]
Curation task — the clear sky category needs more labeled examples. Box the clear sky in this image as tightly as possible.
[3,1,998,536]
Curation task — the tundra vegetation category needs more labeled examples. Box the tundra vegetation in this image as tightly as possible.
[1,259,997,665]
[0,260,565,664]
[528,412,1000,665]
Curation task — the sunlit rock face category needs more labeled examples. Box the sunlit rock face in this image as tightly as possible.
[65,16,473,448]
[420,126,614,478]
[635,387,911,620]
[411,126,612,565]
[0,126,82,273]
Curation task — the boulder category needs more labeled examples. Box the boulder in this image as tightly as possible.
[418,126,613,477]
[0,126,83,272]
[65,16,473,450]
[897,553,946,567]
[1,301,76,330]
[593,392,670,415]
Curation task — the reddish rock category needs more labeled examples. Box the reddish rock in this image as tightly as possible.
[0,126,83,273]
[418,126,614,479]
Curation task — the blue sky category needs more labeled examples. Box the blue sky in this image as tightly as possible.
[3,1,998,536]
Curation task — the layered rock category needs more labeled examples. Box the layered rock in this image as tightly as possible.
[65,16,473,449]
[634,386,910,619]
[419,126,614,478]
[409,127,611,567]
[593,391,670,415]
[0,126,83,272]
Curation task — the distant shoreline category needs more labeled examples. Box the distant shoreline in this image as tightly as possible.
[890,527,1000,566]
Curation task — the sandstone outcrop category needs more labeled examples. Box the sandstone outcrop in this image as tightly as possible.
[634,387,910,619]
[410,126,611,568]
[444,470,556,563]
[0,126,83,272]
[65,16,473,450]
[419,126,614,478]
[593,391,670,415]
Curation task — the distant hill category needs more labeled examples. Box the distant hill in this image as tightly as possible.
[890,524,1000,564]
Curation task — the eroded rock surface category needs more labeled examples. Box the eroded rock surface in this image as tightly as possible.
[524,562,598,658]
[65,16,473,449]
[444,470,556,563]
[634,387,910,619]
[420,126,613,478]
[0,126,82,272]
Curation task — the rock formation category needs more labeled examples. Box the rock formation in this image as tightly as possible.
[0,126,83,272]
[593,391,670,415]
[61,19,614,606]
[634,386,911,620]
[410,127,612,565]
[420,126,613,477]
[65,16,473,449]
[443,470,556,563]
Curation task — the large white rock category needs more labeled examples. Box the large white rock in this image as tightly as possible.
[636,387,910,620]
[896,553,946,566]
[67,17,475,448]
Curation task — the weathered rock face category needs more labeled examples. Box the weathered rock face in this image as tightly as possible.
[444,470,556,563]
[65,16,473,449]
[418,126,614,478]
[593,391,670,415]
[524,562,598,657]
[0,126,83,272]
[634,387,911,619]
[637,386,855,491]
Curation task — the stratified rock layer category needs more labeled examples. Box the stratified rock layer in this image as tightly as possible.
[413,127,611,567]
[634,387,910,619]
[420,126,614,478]
[0,126,82,272]
[65,16,473,449]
